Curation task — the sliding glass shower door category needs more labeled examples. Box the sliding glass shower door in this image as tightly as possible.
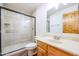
[0,7,35,55]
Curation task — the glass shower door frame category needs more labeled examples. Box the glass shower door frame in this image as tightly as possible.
[0,6,36,56]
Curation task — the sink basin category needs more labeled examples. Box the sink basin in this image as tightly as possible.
[48,39,62,44]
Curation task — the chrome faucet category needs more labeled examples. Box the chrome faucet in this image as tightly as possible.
[54,36,60,40]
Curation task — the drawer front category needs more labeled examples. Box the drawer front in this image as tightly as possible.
[48,45,73,56]
[37,47,47,56]
[37,41,47,51]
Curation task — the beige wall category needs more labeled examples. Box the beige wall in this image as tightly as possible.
[32,3,60,36]
[32,4,49,36]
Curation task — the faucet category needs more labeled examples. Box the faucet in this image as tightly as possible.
[54,36,61,40]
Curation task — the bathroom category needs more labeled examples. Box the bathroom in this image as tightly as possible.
[0,3,79,56]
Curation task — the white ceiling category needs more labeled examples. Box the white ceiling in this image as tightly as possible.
[3,3,43,15]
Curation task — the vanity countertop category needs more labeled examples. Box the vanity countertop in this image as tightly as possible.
[35,36,79,56]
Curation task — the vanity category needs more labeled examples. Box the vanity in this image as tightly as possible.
[35,36,79,56]
[36,5,79,56]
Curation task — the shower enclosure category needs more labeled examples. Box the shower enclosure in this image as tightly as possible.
[0,6,36,55]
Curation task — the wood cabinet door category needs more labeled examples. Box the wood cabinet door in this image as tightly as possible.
[48,45,73,56]
[37,47,47,56]
[37,40,48,56]
[37,40,48,51]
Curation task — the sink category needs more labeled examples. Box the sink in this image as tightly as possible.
[48,39,62,44]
